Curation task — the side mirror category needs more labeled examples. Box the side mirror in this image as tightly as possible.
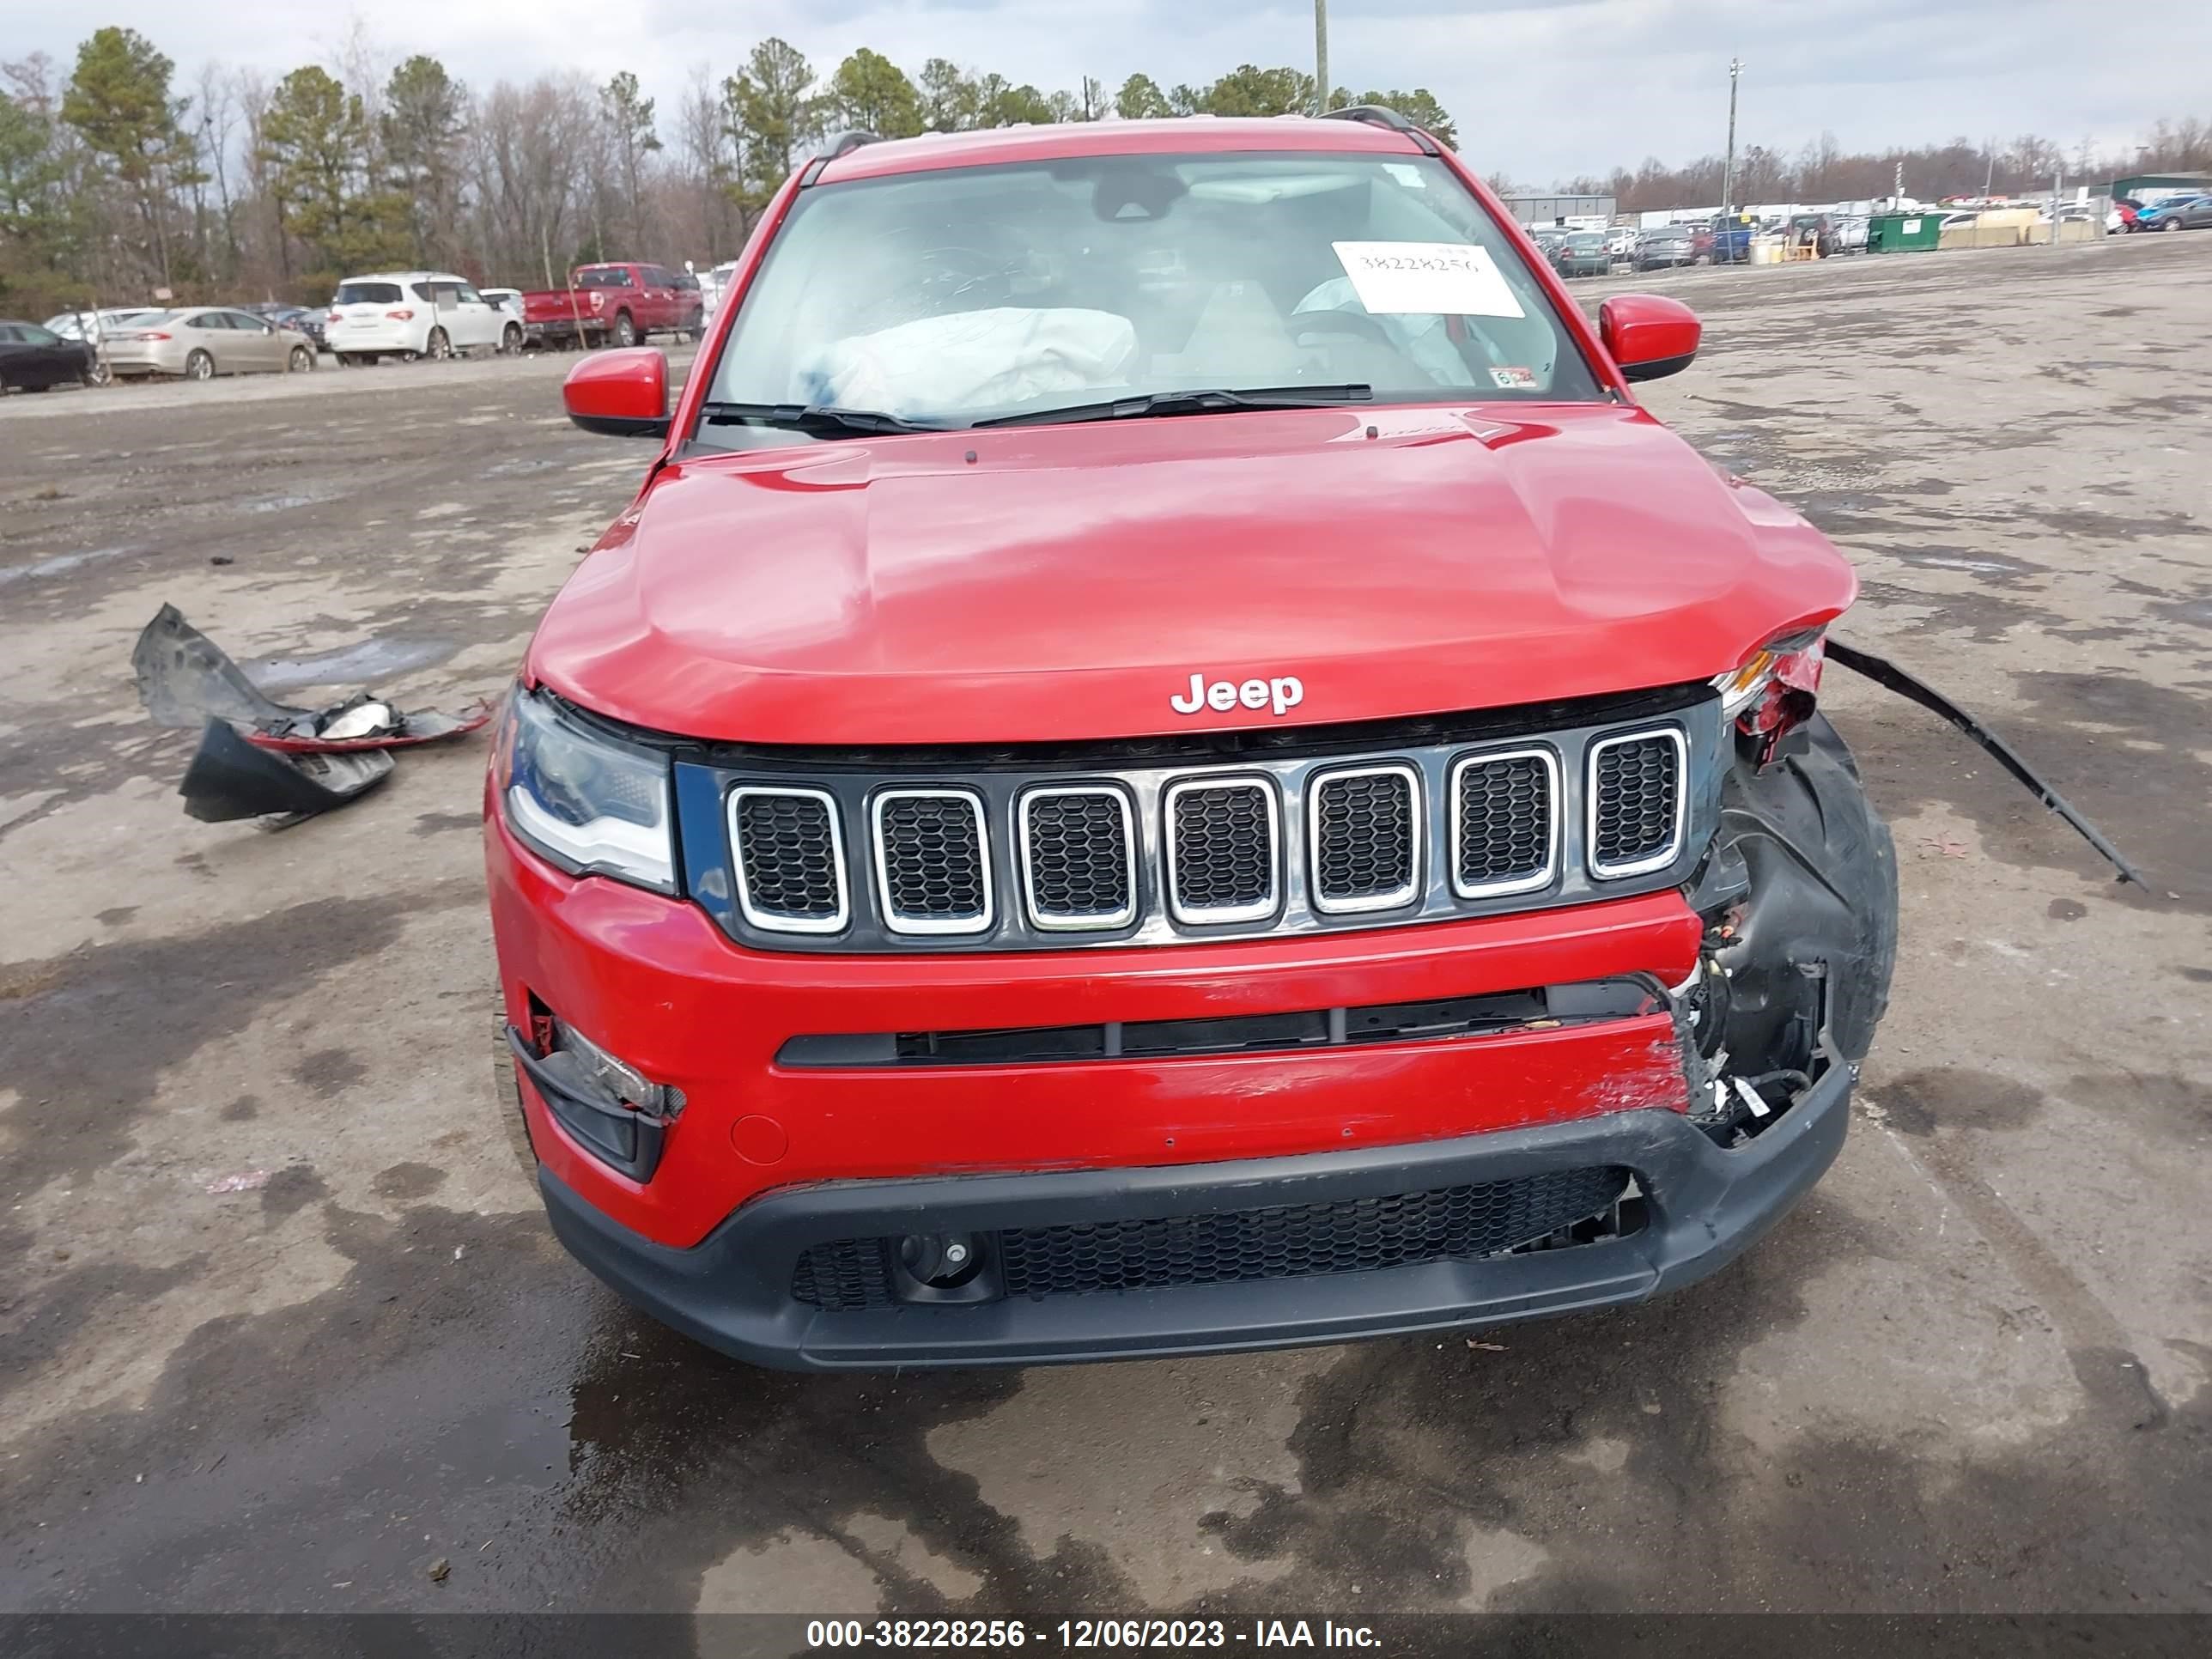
[564,347,669,439]
[1599,294,1701,383]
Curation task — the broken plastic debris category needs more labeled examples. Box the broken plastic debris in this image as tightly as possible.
[178,718,393,825]
[131,605,492,754]
[1826,638,2146,887]
[1732,1077,1772,1120]
[206,1170,272,1194]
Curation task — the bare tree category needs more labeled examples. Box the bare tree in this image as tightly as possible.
[194,60,241,283]
[676,64,738,260]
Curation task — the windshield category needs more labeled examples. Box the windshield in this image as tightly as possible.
[702,151,1600,435]
[334,282,402,306]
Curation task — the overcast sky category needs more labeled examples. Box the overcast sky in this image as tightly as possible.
[5,1,2206,186]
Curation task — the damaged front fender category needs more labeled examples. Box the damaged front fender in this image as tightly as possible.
[1674,714,1898,1139]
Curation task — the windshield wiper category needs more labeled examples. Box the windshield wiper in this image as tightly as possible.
[699,401,952,436]
[974,385,1373,428]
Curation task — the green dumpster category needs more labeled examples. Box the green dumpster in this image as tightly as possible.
[1868,211,1942,252]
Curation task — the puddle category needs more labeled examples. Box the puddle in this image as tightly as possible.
[1890,547,2044,579]
[242,490,339,514]
[244,636,461,691]
[0,544,141,588]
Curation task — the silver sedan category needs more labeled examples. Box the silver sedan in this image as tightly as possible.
[102,307,319,381]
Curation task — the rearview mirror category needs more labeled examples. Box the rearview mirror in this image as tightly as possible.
[564,348,670,439]
[1598,294,1701,383]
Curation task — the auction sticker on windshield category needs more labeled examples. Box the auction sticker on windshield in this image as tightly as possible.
[1332,241,1525,319]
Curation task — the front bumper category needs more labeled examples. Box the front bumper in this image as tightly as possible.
[538,1054,1850,1370]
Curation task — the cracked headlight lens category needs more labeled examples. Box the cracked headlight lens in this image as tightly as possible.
[1715,627,1826,720]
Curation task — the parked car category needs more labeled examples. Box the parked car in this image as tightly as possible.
[1604,226,1638,261]
[240,301,327,351]
[41,307,165,345]
[2136,194,2210,231]
[1832,216,1869,253]
[519,262,704,349]
[324,271,507,365]
[101,307,317,380]
[701,260,741,321]
[502,117,1896,1373]
[1551,229,1612,276]
[0,319,96,391]
[1636,223,1713,268]
[480,287,530,351]
[1705,215,1755,264]
[1787,213,1843,256]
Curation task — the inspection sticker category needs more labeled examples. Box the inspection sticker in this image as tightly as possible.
[1332,240,1525,318]
[1489,366,1538,389]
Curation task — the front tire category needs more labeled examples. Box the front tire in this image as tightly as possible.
[611,311,636,348]
[289,345,314,373]
[2165,218,2183,232]
[502,322,522,354]
[425,326,453,360]
[185,349,214,382]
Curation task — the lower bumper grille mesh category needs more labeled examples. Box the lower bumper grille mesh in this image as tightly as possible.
[788,1164,1629,1311]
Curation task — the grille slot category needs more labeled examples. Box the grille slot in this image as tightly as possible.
[790,1239,896,1311]
[1164,777,1279,923]
[872,790,992,934]
[1019,787,1136,930]
[1309,764,1419,913]
[787,1166,1632,1310]
[1450,748,1559,897]
[1588,728,1686,878]
[729,787,848,932]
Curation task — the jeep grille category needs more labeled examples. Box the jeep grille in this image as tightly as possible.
[696,690,1713,951]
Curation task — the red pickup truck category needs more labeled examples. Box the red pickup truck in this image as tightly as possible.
[489,112,1901,1372]
[519,262,702,349]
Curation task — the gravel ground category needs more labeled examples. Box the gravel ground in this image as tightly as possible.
[2,235,2209,1620]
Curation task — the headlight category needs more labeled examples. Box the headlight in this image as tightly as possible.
[1714,627,1826,719]
[498,687,676,892]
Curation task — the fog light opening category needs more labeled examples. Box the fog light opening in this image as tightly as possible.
[532,1000,684,1124]
[890,1231,1000,1304]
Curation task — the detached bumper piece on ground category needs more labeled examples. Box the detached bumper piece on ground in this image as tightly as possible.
[131,605,491,825]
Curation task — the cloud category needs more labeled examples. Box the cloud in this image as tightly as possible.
[4,0,2205,185]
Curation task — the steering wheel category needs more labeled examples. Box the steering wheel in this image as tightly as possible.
[1291,307,1398,349]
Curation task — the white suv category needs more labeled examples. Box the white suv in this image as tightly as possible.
[325,271,506,365]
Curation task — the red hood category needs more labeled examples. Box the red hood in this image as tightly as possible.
[528,404,1854,745]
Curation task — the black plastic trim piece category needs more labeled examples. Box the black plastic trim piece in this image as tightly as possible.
[799,130,883,186]
[566,412,671,440]
[1825,640,2145,886]
[1321,104,1440,155]
[533,1052,1852,1370]
[776,977,1655,1067]
[507,1025,665,1182]
[1620,349,1698,384]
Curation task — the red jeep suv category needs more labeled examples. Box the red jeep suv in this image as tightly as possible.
[487,112,1895,1370]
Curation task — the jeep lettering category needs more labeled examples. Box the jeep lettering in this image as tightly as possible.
[1172,673,1304,716]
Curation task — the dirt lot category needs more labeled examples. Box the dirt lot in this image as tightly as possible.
[3,235,2209,1620]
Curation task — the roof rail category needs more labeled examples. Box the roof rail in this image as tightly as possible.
[1320,104,1440,156]
[799,130,882,187]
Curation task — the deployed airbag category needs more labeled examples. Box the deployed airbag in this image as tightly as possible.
[793,307,1137,417]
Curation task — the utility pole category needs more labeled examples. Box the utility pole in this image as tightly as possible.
[1984,138,1996,201]
[1721,58,1742,215]
[1315,0,1329,115]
